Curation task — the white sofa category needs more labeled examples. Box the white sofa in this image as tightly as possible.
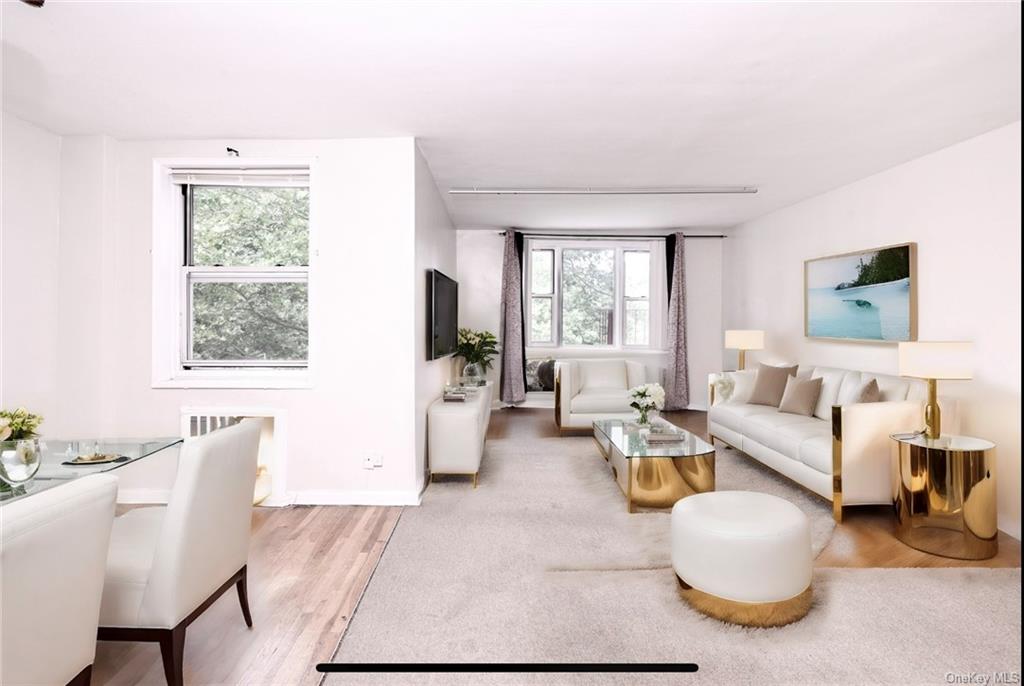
[555,359,664,431]
[708,365,958,522]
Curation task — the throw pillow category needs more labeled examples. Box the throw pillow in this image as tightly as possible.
[841,378,880,405]
[747,363,799,407]
[537,359,556,391]
[778,376,824,416]
[524,359,543,392]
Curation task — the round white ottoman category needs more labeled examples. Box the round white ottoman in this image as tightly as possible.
[671,491,813,627]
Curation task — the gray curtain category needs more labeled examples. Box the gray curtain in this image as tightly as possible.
[499,231,526,404]
[664,232,689,410]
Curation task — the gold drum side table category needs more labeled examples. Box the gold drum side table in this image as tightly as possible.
[891,433,997,560]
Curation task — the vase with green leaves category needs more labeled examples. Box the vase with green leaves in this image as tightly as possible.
[0,408,44,495]
[455,328,498,386]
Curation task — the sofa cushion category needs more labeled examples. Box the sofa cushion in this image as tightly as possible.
[748,364,798,407]
[708,402,778,434]
[625,360,646,388]
[579,360,627,390]
[779,376,823,416]
[798,435,832,474]
[809,367,850,420]
[869,373,915,402]
[773,419,831,458]
[837,377,880,405]
[571,388,632,414]
[743,412,818,454]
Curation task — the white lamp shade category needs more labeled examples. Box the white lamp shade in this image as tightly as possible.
[898,341,973,380]
[724,330,765,350]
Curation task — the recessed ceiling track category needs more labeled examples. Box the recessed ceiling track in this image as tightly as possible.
[448,186,758,196]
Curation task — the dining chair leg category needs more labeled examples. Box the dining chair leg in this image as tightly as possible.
[66,664,92,686]
[158,626,186,686]
[236,565,253,628]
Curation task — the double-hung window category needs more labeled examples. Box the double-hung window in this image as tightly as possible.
[178,169,310,369]
[525,239,664,349]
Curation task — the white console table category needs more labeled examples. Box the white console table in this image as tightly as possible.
[428,382,493,487]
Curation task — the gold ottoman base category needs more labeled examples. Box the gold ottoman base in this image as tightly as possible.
[677,577,812,627]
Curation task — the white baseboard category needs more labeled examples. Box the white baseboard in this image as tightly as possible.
[290,489,422,506]
[117,488,171,505]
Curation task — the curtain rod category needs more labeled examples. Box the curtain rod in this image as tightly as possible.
[497,231,725,239]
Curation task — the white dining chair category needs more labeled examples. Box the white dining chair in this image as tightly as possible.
[1,474,119,686]
[96,419,261,686]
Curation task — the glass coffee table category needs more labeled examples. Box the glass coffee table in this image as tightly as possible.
[593,418,715,513]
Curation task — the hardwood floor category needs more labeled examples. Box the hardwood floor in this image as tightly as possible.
[91,505,402,685]
[92,406,1017,684]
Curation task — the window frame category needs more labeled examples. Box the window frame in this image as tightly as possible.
[151,158,316,389]
[181,184,310,369]
[524,238,663,351]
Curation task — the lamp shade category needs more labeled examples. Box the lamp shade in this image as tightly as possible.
[724,330,765,350]
[898,341,973,380]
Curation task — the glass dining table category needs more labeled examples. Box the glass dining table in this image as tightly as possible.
[0,438,182,506]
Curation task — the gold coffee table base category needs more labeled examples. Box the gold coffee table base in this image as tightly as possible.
[892,435,997,560]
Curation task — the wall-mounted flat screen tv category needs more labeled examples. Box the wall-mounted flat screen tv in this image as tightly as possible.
[428,269,458,359]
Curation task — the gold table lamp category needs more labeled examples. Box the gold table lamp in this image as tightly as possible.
[724,330,764,370]
[897,341,973,439]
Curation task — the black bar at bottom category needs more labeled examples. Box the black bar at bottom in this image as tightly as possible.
[316,663,698,674]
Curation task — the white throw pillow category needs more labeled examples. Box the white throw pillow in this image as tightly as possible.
[729,370,758,404]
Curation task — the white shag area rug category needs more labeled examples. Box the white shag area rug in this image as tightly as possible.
[327,436,1021,685]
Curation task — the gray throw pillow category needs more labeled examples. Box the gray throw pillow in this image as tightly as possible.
[850,378,880,404]
[778,376,824,416]
[537,359,556,391]
[747,363,799,407]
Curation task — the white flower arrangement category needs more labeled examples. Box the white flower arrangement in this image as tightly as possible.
[629,383,665,425]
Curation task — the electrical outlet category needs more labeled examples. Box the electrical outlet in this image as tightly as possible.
[372,453,384,468]
[362,455,375,470]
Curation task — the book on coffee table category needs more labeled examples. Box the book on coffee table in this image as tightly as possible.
[645,432,687,443]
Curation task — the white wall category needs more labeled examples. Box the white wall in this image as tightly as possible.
[724,122,1021,538]
[19,133,441,504]
[414,146,457,488]
[0,113,62,422]
[455,230,722,410]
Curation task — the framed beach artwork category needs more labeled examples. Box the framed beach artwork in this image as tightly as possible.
[804,243,917,343]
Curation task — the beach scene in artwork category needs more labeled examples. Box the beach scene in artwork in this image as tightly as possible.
[806,246,912,341]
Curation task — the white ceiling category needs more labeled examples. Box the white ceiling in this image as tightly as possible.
[2,1,1020,231]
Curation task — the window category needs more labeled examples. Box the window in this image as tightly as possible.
[183,176,309,368]
[524,239,663,349]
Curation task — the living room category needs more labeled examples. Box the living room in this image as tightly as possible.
[1,2,1019,685]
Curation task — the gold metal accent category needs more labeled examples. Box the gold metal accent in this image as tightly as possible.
[677,576,812,627]
[892,437,997,560]
[429,471,479,487]
[924,378,941,439]
[737,349,746,370]
[804,241,918,343]
[610,448,715,513]
[831,405,843,523]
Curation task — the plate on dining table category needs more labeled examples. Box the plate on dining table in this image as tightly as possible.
[61,454,130,466]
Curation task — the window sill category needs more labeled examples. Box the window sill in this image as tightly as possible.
[152,370,312,390]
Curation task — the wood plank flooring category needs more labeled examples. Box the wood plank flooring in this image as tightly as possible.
[91,505,401,686]
[91,406,1018,684]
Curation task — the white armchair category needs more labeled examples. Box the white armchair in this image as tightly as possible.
[97,419,261,686]
[555,359,663,431]
[1,474,118,686]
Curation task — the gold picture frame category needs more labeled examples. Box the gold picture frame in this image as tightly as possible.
[804,242,917,343]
